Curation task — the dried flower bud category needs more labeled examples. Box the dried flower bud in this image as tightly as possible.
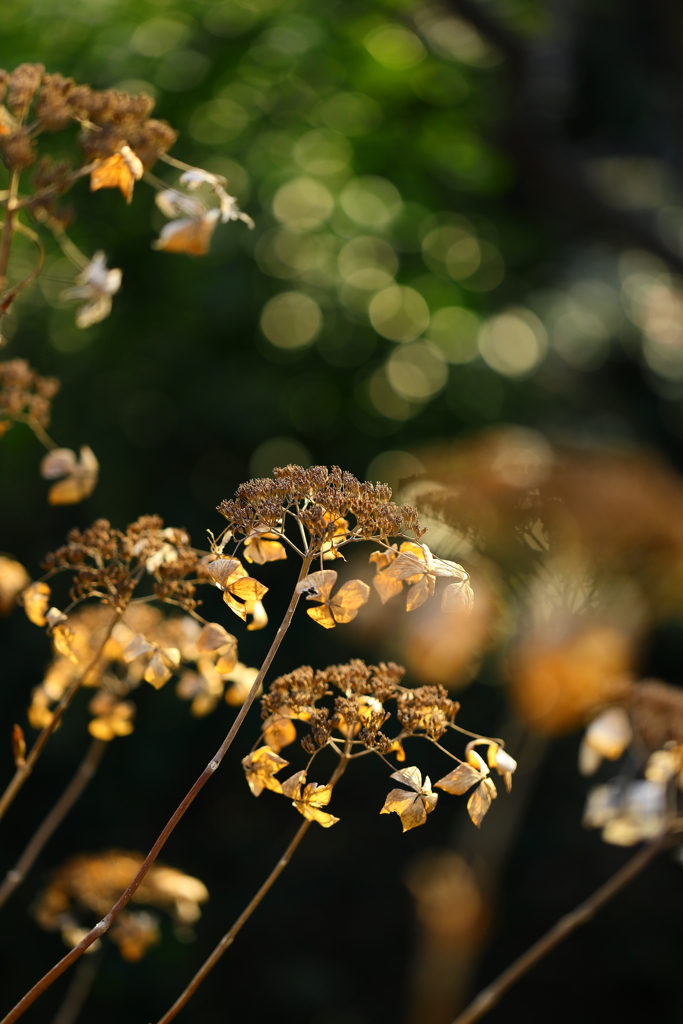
[0,128,36,170]
[34,73,75,131]
[7,63,43,119]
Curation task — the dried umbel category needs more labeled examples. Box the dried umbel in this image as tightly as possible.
[245,659,515,831]
[34,850,208,960]
[0,359,59,436]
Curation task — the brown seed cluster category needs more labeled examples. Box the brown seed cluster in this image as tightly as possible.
[217,464,423,552]
[261,659,458,755]
[0,358,60,433]
[43,515,202,610]
[0,62,177,173]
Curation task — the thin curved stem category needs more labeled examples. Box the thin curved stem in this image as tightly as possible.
[0,737,107,910]
[0,171,19,296]
[0,221,44,314]
[451,831,679,1024]
[0,555,313,1024]
[156,753,350,1024]
[0,610,121,826]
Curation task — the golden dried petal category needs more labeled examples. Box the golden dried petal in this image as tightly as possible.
[152,211,220,256]
[384,552,427,583]
[223,590,247,621]
[216,647,238,674]
[40,448,77,480]
[330,579,370,623]
[466,748,489,773]
[144,650,172,689]
[52,624,78,664]
[245,599,268,632]
[435,763,484,795]
[263,714,297,752]
[405,576,433,612]
[369,546,397,571]
[307,604,337,629]
[229,576,269,601]
[381,789,427,831]
[47,447,99,506]
[390,766,424,793]
[442,581,474,612]
[224,663,260,705]
[0,557,30,616]
[373,571,404,605]
[243,538,287,565]
[123,634,155,662]
[242,745,289,796]
[281,769,306,800]
[22,581,51,626]
[467,777,497,828]
[197,622,235,653]
[299,804,339,827]
[88,717,116,741]
[207,558,244,588]
[296,570,337,602]
[302,782,333,808]
[90,146,143,203]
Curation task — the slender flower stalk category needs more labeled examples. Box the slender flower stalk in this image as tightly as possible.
[0,555,313,1024]
[450,832,680,1024]
[156,750,351,1024]
[0,737,107,910]
[0,610,121,824]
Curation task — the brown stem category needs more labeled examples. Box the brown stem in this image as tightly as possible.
[0,222,45,314]
[0,609,121,825]
[156,753,349,1024]
[0,555,314,1024]
[0,172,19,296]
[0,738,107,910]
[451,832,678,1024]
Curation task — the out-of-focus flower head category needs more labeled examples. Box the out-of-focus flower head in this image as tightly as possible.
[61,251,122,329]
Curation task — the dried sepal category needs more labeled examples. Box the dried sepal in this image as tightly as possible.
[242,745,289,796]
[224,662,260,705]
[296,570,370,629]
[144,648,180,690]
[0,556,30,615]
[196,622,237,674]
[262,713,297,752]
[22,580,51,626]
[579,707,632,776]
[243,526,287,565]
[487,743,517,792]
[42,445,99,506]
[467,777,497,827]
[152,208,220,256]
[61,252,121,329]
[176,670,223,717]
[380,766,438,831]
[123,633,155,662]
[90,144,143,203]
[207,557,268,626]
[382,543,469,612]
[435,762,486,796]
[88,691,135,740]
[281,770,339,827]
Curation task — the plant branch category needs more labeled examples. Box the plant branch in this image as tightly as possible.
[450,832,678,1024]
[0,737,107,911]
[0,172,19,296]
[0,555,314,1024]
[155,753,350,1024]
[0,609,121,826]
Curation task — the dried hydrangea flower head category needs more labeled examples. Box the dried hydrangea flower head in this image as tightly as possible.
[34,850,208,960]
[0,359,59,438]
[243,659,515,832]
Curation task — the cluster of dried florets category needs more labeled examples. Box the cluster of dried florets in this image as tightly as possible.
[0,358,59,437]
[580,681,683,847]
[34,849,208,961]
[243,659,516,830]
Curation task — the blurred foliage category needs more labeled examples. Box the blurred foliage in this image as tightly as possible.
[4,0,683,1022]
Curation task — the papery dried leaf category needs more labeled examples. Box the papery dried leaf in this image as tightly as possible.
[406,576,434,612]
[296,570,337,602]
[197,622,236,654]
[384,551,427,583]
[243,534,286,565]
[242,745,289,796]
[90,145,143,203]
[442,580,474,612]
[466,777,497,828]
[380,789,429,831]
[435,763,483,795]
[281,769,306,800]
[390,765,425,793]
[123,634,154,662]
[307,605,337,629]
[23,581,50,626]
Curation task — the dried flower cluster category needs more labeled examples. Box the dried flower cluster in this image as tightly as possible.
[0,358,59,437]
[243,659,516,830]
[34,850,208,961]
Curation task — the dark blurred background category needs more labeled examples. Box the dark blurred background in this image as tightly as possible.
[3,1,683,1022]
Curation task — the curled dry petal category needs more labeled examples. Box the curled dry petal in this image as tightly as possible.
[296,570,370,629]
[45,446,99,506]
[22,581,51,626]
[61,252,121,329]
[380,766,438,832]
[90,145,143,203]
[152,208,221,256]
[0,556,30,615]
[579,708,632,776]
[197,622,236,654]
[242,745,289,796]
[281,770,339,827]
